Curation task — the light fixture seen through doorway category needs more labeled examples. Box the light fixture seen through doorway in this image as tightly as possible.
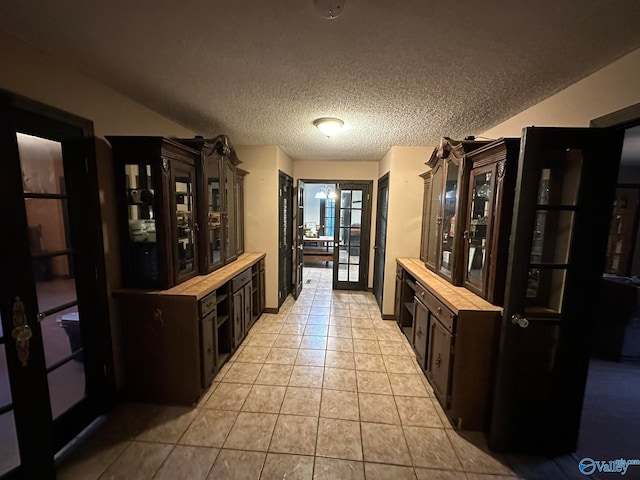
[313,118,344,138]
[314,186,336,199]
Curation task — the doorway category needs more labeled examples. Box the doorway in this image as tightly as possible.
[300,180,373,292]
[572,105,640,466]
[373,173,389,309]
[0,90,112,478]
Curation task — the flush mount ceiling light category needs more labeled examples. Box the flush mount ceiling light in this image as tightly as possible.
[313,117,344,137]
[313,0,345,19]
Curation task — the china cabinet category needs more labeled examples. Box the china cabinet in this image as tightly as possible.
[603,185,640,276]
[236,168,248,256]
[421,138,488,285]
[109,136,200,289]
[461,138,519,305]
[177,135,243,275]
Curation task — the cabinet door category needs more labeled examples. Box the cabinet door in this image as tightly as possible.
[439,160,460,282]
[200,311,216,387]
[204,152,224,272]
[235,172,246,256]
[244,282,253,331]
[394,268,403,325]
[172,160,198,284]
[427,317,453,407]
[419,172,431,263]
[463,164,495,297]
[232,289,243,348]
[413,299,429,370]
[425,162,443,271]
[224,157,237,263]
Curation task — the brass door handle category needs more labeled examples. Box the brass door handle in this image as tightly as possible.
[12,297,32,367]
[435,353,442,367]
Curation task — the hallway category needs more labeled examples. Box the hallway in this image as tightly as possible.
[55,268,587,480]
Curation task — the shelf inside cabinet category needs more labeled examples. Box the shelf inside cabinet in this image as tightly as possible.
[404,301,415,317]
[405,278,417,291]
[402,325,414,340]
[216,292,229,304]
[216,314,229,327]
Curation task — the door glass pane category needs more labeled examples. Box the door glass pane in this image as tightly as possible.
[427,167,442,266]
[0,411,20,476]
[48,359,86,418]
[175,170,196,275]
[224,160,236,259]
[18,132,87,421]
[536,150,583,206]
[1,315,20,476]
[338,263,348,281]
[466,171,492,287]
[126,164,155,241]
[17,133,65,195]
[206,155,222,266]
[526,268,567,314]
[440,162,459,275]
[531,211,575,265]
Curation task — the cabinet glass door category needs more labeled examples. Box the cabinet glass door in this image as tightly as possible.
[205,154,224,271]
[426,163,443,270]
[439,161,459,278]
[174,162,197,281]
[464,166,494,295]
[224,158,237,263]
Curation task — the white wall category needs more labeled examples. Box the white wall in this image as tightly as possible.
[294,161,379,287]
[379,146,432,316]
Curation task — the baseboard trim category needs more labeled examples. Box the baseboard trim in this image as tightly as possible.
[382,314,396,321]
[263,307,279,314]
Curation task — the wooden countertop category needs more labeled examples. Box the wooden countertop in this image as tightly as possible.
[397,258,502,315]
[116,252,266,300]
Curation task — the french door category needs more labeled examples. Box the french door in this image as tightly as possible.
[293,180,305,299]
[333,181,373,290]
[278,172,293,306]
[0,91,111,478]
[489,127,624,453]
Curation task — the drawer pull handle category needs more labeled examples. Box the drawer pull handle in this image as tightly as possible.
[416,329,422,339]
[435,353,442,367]
[420,291,425,298]
[436,307,442,315]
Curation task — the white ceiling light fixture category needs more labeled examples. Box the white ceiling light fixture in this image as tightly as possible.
[313,117,344,138]
[313,0,345,19]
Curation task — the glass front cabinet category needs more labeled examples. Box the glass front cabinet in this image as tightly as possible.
[109,136,200,289]
[420,138,488,285]
[461,138,519,305]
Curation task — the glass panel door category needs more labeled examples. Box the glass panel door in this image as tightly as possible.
[205,153,223,271]
[333,182,372,291]
[426,163,443,270]
[224,158,237,262]
[0,312,20,476]
[489,127,624,453]
[174,162,197,281]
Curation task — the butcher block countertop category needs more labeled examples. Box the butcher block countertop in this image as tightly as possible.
[115,252,265,300]
[397,258,502,315]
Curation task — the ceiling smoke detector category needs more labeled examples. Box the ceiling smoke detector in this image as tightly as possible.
[313,0,345,19]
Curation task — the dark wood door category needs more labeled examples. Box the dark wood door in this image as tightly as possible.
[278,172,294,307]
[293,180,305,299]
[489,127,624,454]
[0,91,111,478]
[333,181,373,290]
[373,174,389,309]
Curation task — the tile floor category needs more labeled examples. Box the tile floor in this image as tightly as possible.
[55,268,590,480]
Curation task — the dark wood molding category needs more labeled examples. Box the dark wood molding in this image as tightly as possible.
[590,103,640,128]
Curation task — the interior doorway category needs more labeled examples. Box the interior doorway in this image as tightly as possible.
[574,105,640,467]
[300,180,373,292]
[278,171,294,308]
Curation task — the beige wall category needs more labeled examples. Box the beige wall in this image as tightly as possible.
[294,160,380,289]
[379,147,431,316]
[0,31,197,387]
[481,48,640,138]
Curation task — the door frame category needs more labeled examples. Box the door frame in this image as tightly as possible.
[0,89,113,478]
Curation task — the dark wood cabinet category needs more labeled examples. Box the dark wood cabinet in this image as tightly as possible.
[116,253,265,405]
[461,138,519,305]
[421,138,488,285]
[252,257,266,325]
[604,185,640,276]
[395,259,501,431]
[109,136,200,289]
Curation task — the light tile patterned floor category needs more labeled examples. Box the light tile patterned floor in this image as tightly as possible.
[55,268,585,480]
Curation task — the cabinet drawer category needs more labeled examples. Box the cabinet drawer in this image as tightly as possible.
[199,291,217,318]
[232,268,252,291]
[415,282,455,333]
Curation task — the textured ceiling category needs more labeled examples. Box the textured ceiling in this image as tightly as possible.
[1,0,640,161]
